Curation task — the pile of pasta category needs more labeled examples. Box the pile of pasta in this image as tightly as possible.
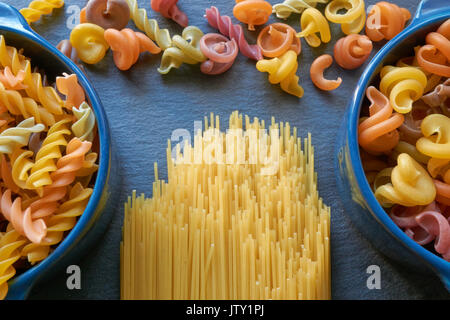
[19,0,412,97]
[0,36,98,299]
[121,111,330,300]
[359,19,450,262]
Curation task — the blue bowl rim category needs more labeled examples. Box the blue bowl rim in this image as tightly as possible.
[348,11,450,275]
[0,8,111,294]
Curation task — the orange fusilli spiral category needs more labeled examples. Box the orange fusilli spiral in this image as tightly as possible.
[334,34,373,70]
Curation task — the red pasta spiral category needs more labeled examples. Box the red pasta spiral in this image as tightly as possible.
[199,33,238,75]
[334,34,373,70]
[151,0,188,27]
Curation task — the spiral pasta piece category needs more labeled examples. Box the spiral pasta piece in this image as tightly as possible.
[158,26,206,74]
[435,179,450,206]
[310,54,342,91]
[0,118,45,155]
[422,78,450,109]
[325,0,366,35]
[233,0,272,31]
[26,119,71,191]
[151,0,188,27]
[365,2,411,42]
[379,66,427,114]
[334,34,372,69]
[72,102,96,142]
[56,73,85,109]
[205,6,263,61]
[10,148,34,190]
[85,0,130,30]
[375,153,436,207]
[70,23,109,65]
[296,8,331,47]
[0,229,26,300]
[358,86,404,153]
[0,190,46,244]
[257,23,301,58]
[125,0,172,51]
[390,141,430,165]
[256,50,304,97]
[428,158,450,184]
[104,28,161,71]
[416,208,450,260]
[416,114,450,159]
[0,67,26,91]
[0,82,55,127]
[199,34,238,75]
[19,0,64,24]
[272,0,329,19]
[1,155,19,194]
[28,137,91,220]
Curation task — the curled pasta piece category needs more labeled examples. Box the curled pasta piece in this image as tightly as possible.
[296,7,331,47]
[435,179,450,206]
[151,0,188,28]
[428,158,450,184]
[26,119,71,191]
[0,229,26,300]
[125,0,172,50]
[0,118,45,154]
[272,0,329,20]
[257,23,301,58]
[70,23,110,64]
[56,73,85,109]
[0,67,26,90]
[19,0,64,24]
[365,1,411,42]
[325,0,366,35]
[310,54,342,91]
[379,66,427,114]
[358,86,404,153]
[1,155,19,193]
[416,208,450,261]
[199,34,238,75]
[398,101,431,144]
[158,26,206,74]
[390,203,433,229]
[375,153,436,207]
[416,114,450,159]
[0,190,47,244]
[85,0,130,30]
[104,28,161,71]
[56,40,80,65]
[334,34,372,69]
[389,141,430,165]
[422,78,450,108]
[256,50,304,97]
[233,0,272,31]
[72,102,96,141]
[205,6,262,61]
[10,148,34,190]
[29,137,92,220]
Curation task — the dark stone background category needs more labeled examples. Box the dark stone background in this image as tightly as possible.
[3,0,449,299]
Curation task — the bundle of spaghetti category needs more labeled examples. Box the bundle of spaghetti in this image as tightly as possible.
[324,0,366,35]
[365,2,411,42]
[417,19,450,78]
[0,229,26,300]
[205,6,263,61]
[158,26,206,74]
[20,183,93,264]
[125,0,172,51]
[151,0,188,27]
[19,0,65,24]
[273,0,329,20]
[121,111,330,300]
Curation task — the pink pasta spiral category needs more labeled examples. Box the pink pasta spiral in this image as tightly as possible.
[416,210,450,261]
[199,33,238,75]
[204,6,263,61]
[151,0,188,27]
[334,34,373,70]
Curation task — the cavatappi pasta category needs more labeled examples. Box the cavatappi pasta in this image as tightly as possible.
[121,111,330,300]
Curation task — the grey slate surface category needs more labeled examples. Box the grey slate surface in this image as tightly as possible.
[3,0,450,299]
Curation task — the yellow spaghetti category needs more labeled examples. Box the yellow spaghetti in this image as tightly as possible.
[121,111,331,300]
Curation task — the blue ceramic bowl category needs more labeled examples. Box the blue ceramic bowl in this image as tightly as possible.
[0,3,120,299]
[336,0,450,291]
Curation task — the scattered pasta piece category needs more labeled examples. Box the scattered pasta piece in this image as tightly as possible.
[296,7,331,47]
[70,23,110,64]
[151,0,188,27]
[19,0,64,24]
[121,111,330,299]
[233,0,272,31]
[257,23,301,57]
[272,0,329,20]
[256,50,304,97]
[199,34,238,75]
[56,39,80,64]
[334,34,372,69]
[310,54,342,91]
[85,0,130,30]
[325,0,366,35]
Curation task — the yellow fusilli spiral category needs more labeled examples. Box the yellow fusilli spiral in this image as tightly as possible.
[72,102,95,142]
[126,0,172,51]
[19,0,64,24]
[325,0,366,35]
[21,183,93,265]
[0,118,45,154]
[0,82,55,127]
[0,229,26,300]
[273,0,329,19]
[158,26,206,74]
[11,148,34,190]
[26,119,71,191]
[379,66,427,114]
